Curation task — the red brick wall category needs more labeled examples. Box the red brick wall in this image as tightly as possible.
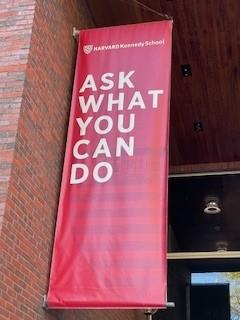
[0,0,35,235]
[0,1,145,320]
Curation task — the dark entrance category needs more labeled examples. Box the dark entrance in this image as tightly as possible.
[190,284,230,320]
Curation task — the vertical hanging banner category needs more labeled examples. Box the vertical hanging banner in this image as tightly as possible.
[47,20,173,309]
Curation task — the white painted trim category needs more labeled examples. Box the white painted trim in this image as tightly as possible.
[169,170,240,178]
[167,251,240,260]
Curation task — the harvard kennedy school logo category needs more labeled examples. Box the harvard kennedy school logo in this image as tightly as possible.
[83,45,93,54]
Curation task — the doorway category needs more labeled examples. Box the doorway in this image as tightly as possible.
[191,272,240,320]
[161,173,240,320]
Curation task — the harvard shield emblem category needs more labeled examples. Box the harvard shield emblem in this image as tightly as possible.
[83,45,93,54]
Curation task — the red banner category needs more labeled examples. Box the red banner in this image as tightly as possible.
[47,21,172,309]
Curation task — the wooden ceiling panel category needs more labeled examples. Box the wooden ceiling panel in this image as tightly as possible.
[85,0,240,167]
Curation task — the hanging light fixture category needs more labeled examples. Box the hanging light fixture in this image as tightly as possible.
[216,241,228,252]
[204,196,221,214]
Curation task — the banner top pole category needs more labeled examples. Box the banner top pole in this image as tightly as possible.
[120,0,173,21]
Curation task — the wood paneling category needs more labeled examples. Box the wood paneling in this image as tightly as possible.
[170,161,240,175]
[86,0,240,169]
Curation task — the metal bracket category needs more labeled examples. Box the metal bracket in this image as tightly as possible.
[144,302,175,320]
[42,295,48,310]
[73,27,80,39]
[144,309,158,320]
